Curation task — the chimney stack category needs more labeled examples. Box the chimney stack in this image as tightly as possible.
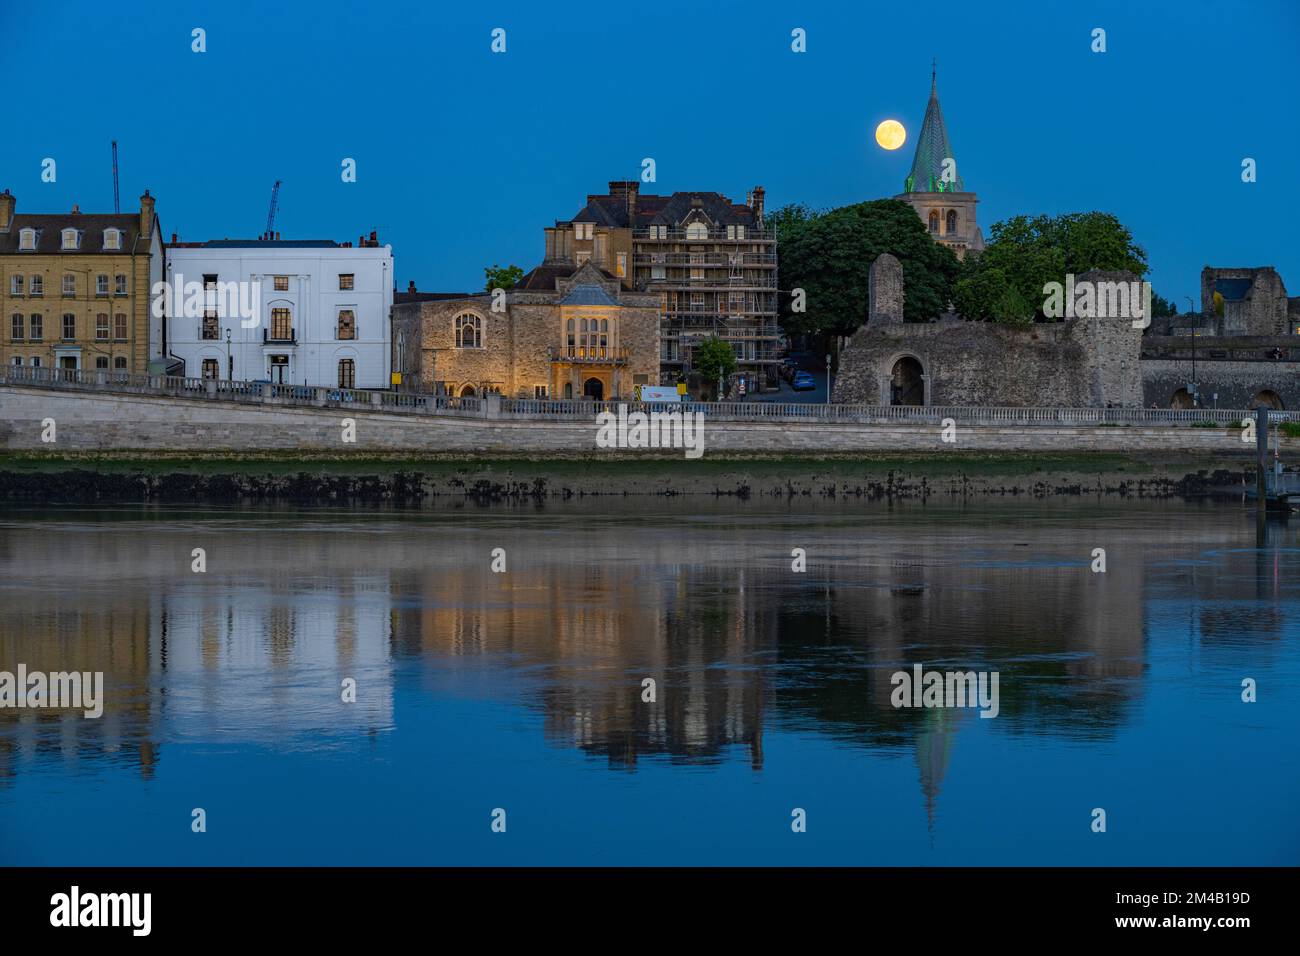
[171,232,178,244]
[608,180,638,220]
[0,190,15,233]
[71,203,80,215]
[749,186,765,222]
[408,280,416,293]
[139,190,155,237]
[369,230,378,245]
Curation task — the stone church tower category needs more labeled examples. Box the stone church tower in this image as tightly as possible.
[895,65,984,259]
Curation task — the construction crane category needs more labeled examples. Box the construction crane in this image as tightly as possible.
[111,140,120,213]
[265,180,282,238]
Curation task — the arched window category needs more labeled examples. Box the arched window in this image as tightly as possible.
[454,312,482,349]
[928,211,939,234]
[946,210,958,236]
[460,384,477,397]
[686,222,708,241]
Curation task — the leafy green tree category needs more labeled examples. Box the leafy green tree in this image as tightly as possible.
[483,263,524,292]
[1150,291,1177,318]
[691,335,737,393]
[959,212,1151,321]
[777,199,960,337]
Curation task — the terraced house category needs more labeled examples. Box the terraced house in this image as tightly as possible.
[0,189,163,375]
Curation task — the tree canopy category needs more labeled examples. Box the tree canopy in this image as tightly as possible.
[774,199,960,337]
[483,263,524,292]
[691,335,737,387]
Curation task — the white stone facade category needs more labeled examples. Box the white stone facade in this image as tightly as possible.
[162,241,393,388]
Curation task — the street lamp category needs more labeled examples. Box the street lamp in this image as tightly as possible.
[825,353,832,405]
[225,328,232,381]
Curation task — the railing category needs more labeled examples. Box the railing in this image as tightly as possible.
[2,364,1296,427]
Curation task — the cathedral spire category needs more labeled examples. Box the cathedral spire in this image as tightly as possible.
[904,61,965,194]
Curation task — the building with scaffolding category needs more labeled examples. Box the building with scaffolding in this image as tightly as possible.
[541,181,780,391]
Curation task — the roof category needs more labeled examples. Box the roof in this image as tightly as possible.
[559,283,619,306]
[1214,278,1253,301]
[516,262,617,292]
[903,69,967,194]
[394,290,472,304]
[570,190,758,229]
[0,213,149,255]
[185,239,341,249]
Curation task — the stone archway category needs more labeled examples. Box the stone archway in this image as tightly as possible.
[583,377,604,401]
[1170,388,1193,409]
[1252,389,1284,410]
[889,356,925,406]
[460,384,477,398]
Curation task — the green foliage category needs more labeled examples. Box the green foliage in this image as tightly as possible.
[1280,421,1300,439]
[692,335,737,386]
[776,199,960,337]
[960,212,1150,322]
[1150,291,1178,318]
[483,263,524,292]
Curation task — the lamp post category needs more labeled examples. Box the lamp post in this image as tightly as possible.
[825,353,832,405]
[225,328,232,382]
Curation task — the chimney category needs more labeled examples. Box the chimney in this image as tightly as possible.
[71,203,81,215]
[369,229,378,245]
[608,180,638,219]
[139,190,155,237]
[749,186,765,221]
[0,190,13,233]
[408,280,416,293]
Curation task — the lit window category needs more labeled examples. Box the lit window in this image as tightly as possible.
[274,276,289,291]
[103,228,121,250]
[61,229,80,250]
[616,252,627,278]
[338,274,354,291]
[18,228,37,251]
[454,312,482,349]
[337,309,356,340]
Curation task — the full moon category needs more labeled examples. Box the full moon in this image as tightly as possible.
[875,119,906,151]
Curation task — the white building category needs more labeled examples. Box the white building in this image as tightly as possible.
[162,234,393,388]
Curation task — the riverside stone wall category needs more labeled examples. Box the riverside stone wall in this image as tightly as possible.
[0,386,1271,456]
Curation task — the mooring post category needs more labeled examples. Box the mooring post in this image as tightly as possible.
[1257,405,1270,509]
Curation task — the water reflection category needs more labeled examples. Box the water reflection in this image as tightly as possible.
[1,501,1298,840]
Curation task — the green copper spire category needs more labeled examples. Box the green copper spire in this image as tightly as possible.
[903,61,965,193]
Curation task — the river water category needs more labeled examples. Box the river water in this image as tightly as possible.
[1,499,1297,865]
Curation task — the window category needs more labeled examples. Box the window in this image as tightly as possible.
[274,276,289,291]
[115,274,128,295]
[29,314,42,341]
[534,385,549,399]
[454,312,482,348]
[928,210,940,233]
[202,311,219,340]
[31,357,41,368]
[574,223,594,240]
[10,314,23,340]
[575,251,591,266]
[337,309,356,340]
[202,359,219,380]
[103,228,121,250]
[30,275,42,296]
[686,222,708,241]
[61,229,80,250]
[114,313,127,340]
[203,274,218,290]
[62,274,75,296]
[113,356,127,370]
[96,313,109,340]
[18,228,36,251]
[690,292,705,311]
[9,275,22,296]
[62,314,75,340]
[271,308,292,341]
[10,356,20,367]
[96,274,109,296]
[616,252,627,278]
[96,356,109,370]
[652,264,665,280]
[726,225,736,240]
[946,209,958,236]
[338,359,356,389]
[690,253,704,281]
[338,274,354,291]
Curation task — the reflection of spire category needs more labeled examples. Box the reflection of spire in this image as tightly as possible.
[914,707,956,837]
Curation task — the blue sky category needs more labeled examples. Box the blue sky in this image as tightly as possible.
[3,0,1296,305]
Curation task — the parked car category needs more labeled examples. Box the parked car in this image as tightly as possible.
[791,372,817,392]
[779,358,799,382]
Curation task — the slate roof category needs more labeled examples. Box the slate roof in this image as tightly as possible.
[559,283,619,307]
[516,262,618,292]
[394,290,472,304]
[0,213,150,255]
[571,191,758,229]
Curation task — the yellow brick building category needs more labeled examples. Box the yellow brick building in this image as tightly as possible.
[0,189,164,375]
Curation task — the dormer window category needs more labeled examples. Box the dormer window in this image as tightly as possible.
[686,222,708,241]
[573,222,594,241]
[18,228,36,251]
[103,228,122,250]
[61,228,80,250]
